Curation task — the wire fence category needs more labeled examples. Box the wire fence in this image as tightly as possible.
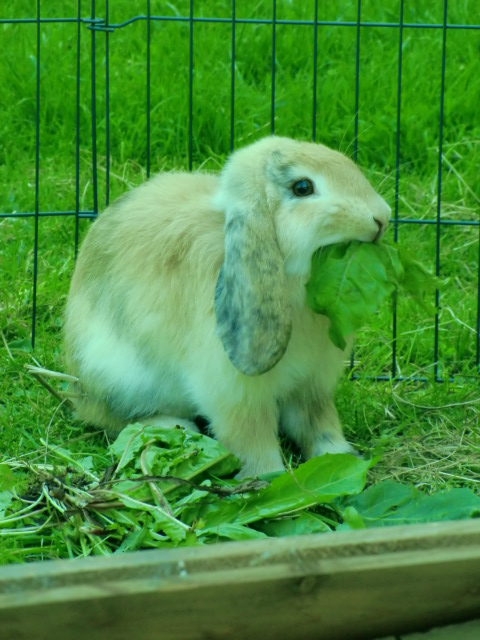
[1,1,479,382]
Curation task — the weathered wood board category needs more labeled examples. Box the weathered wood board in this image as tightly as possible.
[1,519,479,640]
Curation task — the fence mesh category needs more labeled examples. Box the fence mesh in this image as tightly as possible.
[1,1,479,382]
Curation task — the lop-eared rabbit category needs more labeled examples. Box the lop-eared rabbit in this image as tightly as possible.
[64,136,391,478]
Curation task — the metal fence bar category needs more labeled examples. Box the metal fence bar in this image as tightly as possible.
[1,211,478,227]
[31,0,41,349]
[74,0,82,258]
[146,0,151,179]
[392,0,405,379]
[353,0,361,163]
[188,0,194,171]
[349,0,362,372]
[230,0,236,151]
[434,0,449,382]
[105,0,111,204]
[271,0,277,135]
[1,16,480,30]
[90,0,99,216]
[312,0,318,142]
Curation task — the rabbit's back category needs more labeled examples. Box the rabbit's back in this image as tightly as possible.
[71,172,223,289]
[64,172,225,427]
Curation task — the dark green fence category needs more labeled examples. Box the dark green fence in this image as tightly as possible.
[1,1,479,381]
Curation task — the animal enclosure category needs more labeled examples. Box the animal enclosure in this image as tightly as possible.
[1,9,480,632]
[1,0,479,384]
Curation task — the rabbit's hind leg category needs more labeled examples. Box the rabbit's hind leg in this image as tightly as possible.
[70,390,126,436]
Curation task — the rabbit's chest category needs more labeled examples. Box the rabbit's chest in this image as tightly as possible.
[273,309,347,397]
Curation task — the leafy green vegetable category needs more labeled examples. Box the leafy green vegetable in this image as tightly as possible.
[0,491,13,519]
[0,464,17,492]
[306,240,437,350]
[205,523,269,541]
[1,426,478,563]
[187,453,373,531]
[337,479,480,528]
[109,422,241,492]
[6,338,33,353]
[254,512,332,537]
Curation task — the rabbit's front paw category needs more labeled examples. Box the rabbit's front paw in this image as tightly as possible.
[309,432,358,458]
[235,452,285,480]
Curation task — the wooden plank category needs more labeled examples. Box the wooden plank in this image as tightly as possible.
[1,519,480,640]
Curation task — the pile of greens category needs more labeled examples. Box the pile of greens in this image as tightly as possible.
[306,240,437,350]
[1,425,479,563]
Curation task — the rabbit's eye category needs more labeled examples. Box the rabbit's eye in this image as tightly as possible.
[292,179,314,197]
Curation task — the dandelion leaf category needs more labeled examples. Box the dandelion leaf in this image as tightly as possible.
[306,240,437,350]
[338,479,480,528]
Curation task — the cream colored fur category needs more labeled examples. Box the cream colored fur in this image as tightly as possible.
[64,136,391,478]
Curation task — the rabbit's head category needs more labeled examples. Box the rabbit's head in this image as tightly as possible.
[214,136,391,377]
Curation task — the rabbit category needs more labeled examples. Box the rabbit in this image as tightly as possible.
[64,136,391,479]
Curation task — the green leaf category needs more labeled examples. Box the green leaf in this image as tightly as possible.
[338,480,480,528]
[340,506,366,530]
[0,491,14,518]
[306,240,438,350]
[387,488,480,526]
[110,423,240,483]
[114,526,148,553]
[193,454,371,529]
[338,479,416,522]
[174,486,216,521]
[78,456,94,471]
[201,523,269,541]
[254,511,332,537]
[117,494,189,543]
[396,244,440,312]
[7,338,33,352]
[50,446,93,472]
[0,465,17,492]
[110,423,184,469]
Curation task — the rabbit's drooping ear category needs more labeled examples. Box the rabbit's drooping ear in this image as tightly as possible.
[214,194,292,377]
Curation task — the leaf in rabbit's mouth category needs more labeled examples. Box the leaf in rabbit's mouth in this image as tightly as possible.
[305,240,438,350]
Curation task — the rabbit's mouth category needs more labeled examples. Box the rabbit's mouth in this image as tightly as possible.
[373,217,388,242]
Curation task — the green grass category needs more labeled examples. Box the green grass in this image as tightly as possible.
[1,0,479,561]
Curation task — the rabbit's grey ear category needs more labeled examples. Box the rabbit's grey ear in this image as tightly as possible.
[214,205,292,376]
